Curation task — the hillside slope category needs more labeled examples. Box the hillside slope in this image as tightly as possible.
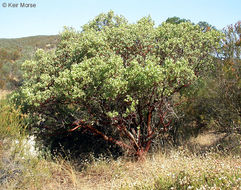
[0,35,59,58]
[0,35,59,89]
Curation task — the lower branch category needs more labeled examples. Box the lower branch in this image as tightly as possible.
[69,120,134,151]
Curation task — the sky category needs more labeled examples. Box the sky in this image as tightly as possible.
[0,0,240,38]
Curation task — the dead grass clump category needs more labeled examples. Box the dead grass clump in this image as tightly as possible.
[0,90,11,100]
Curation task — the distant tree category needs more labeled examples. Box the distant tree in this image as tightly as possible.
[165,16,191,25]
[15,12,222,159]
[82,10,128,31]
[221,21,241,59]
[165,17,216,33]
[197,21,216,32]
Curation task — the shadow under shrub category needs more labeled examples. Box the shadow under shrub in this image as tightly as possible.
[45,131,123,161]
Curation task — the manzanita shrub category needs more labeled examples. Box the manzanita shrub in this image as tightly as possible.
[13,11,223,158]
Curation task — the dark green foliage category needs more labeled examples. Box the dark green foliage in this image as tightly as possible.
[165,17,216,33]
[165,16,191,25]
[197,21,216,32]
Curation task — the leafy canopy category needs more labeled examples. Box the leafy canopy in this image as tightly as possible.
[15,12,223,157]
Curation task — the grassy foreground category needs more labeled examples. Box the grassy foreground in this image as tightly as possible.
[1,147,240,190]
[0,99,240,190]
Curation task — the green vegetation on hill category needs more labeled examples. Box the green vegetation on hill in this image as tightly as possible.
[0,35,59,50]
[0,35,59,89]
[0,35,59,60]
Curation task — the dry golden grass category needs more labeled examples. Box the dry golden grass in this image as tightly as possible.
[0,90,11,100]
[5,145,236,190]
[185,131,241,156]
[1,144,241,190]
[189,131,227,147]
[75,150,240,190]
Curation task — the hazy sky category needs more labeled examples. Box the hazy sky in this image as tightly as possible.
[0,0,240,38]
